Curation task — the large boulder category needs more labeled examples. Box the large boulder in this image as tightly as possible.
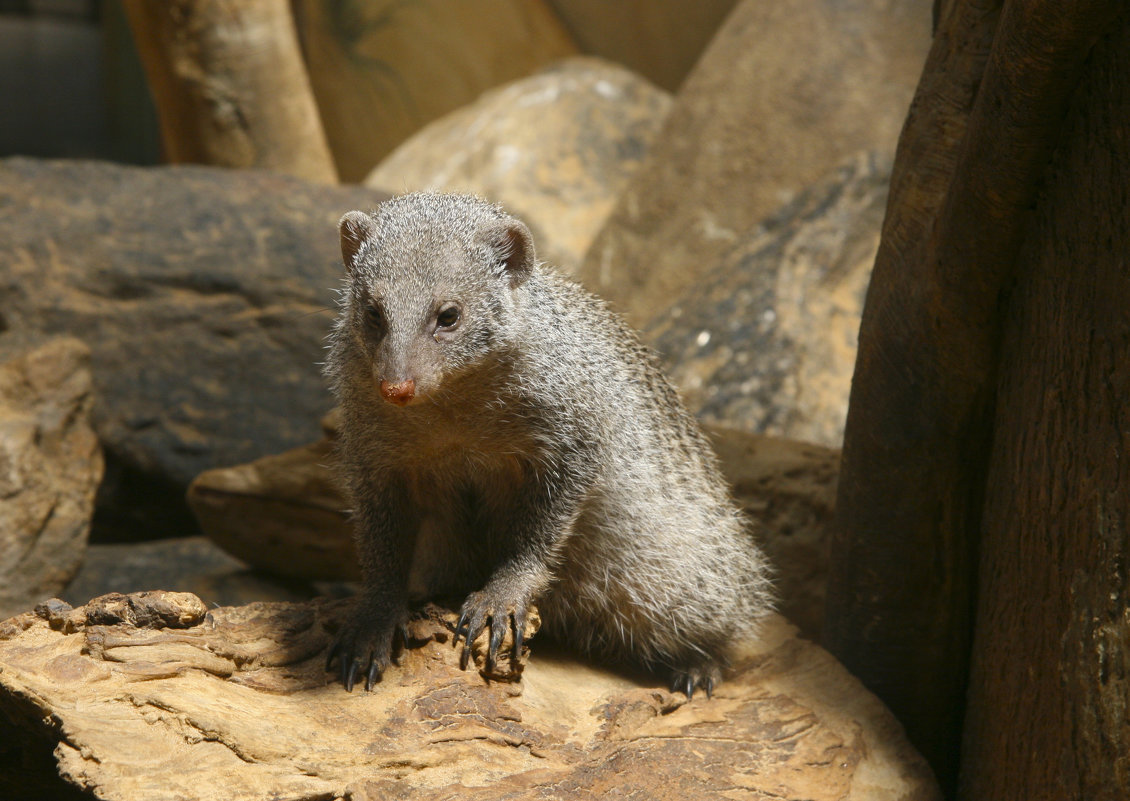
[0,338,103,620]
[0,157,387,537]
[366,57,673,274]
[0,591,941,800]
[577,0,932,328]
[648,152,889,447]
[541,0,741,91]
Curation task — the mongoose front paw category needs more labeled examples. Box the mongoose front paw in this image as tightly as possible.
[325,606,409,692]
[453,589,530,671]
[669,662,722,700]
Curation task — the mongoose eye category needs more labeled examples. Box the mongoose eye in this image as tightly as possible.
[363,304,383,331]
[436,305,461,329]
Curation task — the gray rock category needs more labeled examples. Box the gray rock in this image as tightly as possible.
[60,536,350,610]
[0,157,387,537]
[0,338,103,620]
[649,152,890,447]
[366,57,672,274]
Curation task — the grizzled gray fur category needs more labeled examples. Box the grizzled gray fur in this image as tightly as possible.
[324,192,772,697]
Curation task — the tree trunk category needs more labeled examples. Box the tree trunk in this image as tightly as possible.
[123,0,338,183]
[959,12,1130,800]
[824,0,1118,792]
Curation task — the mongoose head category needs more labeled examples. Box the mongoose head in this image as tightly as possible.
[335,193,535,405]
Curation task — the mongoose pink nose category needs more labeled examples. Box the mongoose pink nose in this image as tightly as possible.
[379,379,416,405]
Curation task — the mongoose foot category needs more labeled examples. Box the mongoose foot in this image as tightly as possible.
[325,602,409,692]
[453,588,531,672]
[669,663,722,700]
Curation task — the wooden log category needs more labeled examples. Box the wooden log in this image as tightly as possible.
[959,10,1130,799]
[823,0,1119,790]
[122,0,338,183]
[0,591,941,801]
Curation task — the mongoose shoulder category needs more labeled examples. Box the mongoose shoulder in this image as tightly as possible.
[324,192,773,697]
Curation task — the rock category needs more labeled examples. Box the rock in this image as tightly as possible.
[0,591,941,801]
[0,338,103,620]
[365,57,672,274]
[80,591,209,629]
[59,536,349,610]
[542,0,741,91]
[299,0,579,182]
[188,413,836,641]
[0,157,388,539]
[704,427,838,642]
[576,0,932,327]
[648,152,890,447]
[187,435,356,582]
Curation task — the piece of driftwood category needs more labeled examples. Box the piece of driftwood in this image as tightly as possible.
[0,591,939,801]
[957,8,1130,800]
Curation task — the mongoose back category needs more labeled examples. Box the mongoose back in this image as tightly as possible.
[324,192,773,697]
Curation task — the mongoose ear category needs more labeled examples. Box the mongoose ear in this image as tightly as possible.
[339,211,377,274]
[485,219,535,288]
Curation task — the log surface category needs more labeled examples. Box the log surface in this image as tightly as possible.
[0,592,939,801]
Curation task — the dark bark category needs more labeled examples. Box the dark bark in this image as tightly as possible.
[959,14,1130,800]
[824,0,1119,791]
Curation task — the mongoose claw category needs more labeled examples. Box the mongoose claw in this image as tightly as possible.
[453,610,471,648]
[510,612,524,661]
[454,589,530,671]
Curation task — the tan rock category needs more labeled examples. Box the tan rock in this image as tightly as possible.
[187,436,357,582]
[189,415,836,641]
[299,0,578,182]
[576,0,932,328]
[365,57,672,274]
[542,0,742,92]
[0,591,941,800]
[0,338,103,620]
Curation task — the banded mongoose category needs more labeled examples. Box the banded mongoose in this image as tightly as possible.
[324,192,773,697]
